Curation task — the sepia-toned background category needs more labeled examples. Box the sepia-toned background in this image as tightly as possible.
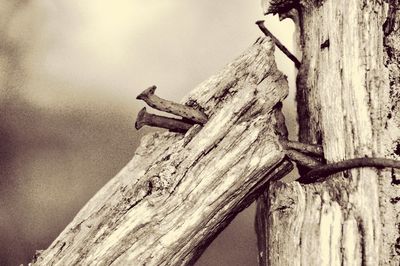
[0,1,296,265]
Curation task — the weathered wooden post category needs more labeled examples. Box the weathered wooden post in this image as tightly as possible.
[257,1,400,265]
[32,37,293,265]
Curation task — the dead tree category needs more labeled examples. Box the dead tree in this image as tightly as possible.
[32,37,293,265]
[256,0,400,265]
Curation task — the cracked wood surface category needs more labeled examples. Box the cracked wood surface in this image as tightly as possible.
[259,1,400,265]
[32,37,292,265]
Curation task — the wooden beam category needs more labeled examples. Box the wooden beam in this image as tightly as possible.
[32,37,292,265]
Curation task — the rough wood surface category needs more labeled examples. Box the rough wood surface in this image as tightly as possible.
[260,1,400,265]
[382,0,400,262]
[32,37,292,265]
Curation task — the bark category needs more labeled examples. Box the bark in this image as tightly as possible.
[31,37,293,265]
[258,0,400,265]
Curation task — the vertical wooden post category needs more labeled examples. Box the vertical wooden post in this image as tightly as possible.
[259,0,400,265]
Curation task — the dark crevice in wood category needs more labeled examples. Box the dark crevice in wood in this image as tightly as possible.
[383,0,398,36]
[320,38,330,49]
[395,237,400,255]
[356,217,367,266]
[394,142,400,156]
[255,194,267,266]
[391,168,400,185]
[390,197,400,204]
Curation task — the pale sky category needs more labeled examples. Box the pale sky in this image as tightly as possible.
[22,0,295,112]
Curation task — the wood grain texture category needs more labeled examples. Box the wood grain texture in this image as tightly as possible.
[32,37,292,265]
[261,0,400,265]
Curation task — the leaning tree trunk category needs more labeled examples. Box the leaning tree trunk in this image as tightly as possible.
[31,38,294,265]
[258,0,400,265]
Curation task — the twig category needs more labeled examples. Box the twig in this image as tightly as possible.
[137,86,208,124]
[304,157,400,180]
[256,20,301,68]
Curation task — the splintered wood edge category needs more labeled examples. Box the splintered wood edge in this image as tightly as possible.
[261,0,298,15]
[32,37,289,265]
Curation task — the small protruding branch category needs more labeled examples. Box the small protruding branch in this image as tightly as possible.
[137,86,208,124]
[256,20,301,68]
[304,157,400,181]
[280,140,324,157]
[135,107,193,133]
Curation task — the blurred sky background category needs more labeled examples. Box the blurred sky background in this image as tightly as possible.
[0,1,296,265]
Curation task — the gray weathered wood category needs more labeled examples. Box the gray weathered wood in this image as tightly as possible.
[258,1,400,265]
[32,37,292,265]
